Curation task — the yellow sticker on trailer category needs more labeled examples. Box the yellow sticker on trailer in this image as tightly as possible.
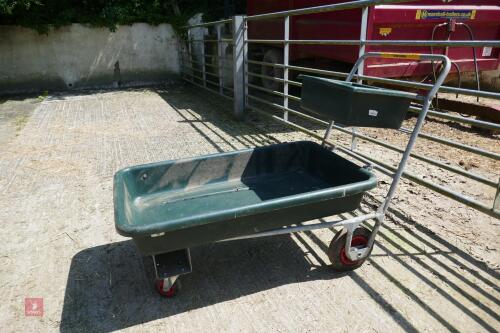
[416,9,476,20]
[380,53,422,60]
[379,27,392,36]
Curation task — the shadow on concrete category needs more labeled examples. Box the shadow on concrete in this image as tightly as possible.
[328,197,500,333]
[161,84,499,332]
[61,83,499,332]
[60,235,341,333]
[157,83,326,144]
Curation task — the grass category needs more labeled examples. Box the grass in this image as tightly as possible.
[15,115,29,133]
[38,90,49,101]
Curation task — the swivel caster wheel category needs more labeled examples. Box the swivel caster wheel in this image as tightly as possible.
[155,278,180,297]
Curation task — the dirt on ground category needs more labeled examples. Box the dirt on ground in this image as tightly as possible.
[0,97,39,145]
[0,83,498,332]
[440,91,500,111]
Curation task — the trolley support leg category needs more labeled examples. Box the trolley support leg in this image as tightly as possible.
[152,249,192,296]
[322,120,335,146]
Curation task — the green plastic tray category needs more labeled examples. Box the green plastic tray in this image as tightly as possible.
[114,141,377,255]
[300,75,416,128]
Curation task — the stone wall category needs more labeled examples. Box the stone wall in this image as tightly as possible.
[0,23,180,94]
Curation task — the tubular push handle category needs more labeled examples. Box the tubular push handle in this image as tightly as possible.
[346,52,451,93]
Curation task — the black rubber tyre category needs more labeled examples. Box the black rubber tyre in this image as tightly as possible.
[328,227,373,272]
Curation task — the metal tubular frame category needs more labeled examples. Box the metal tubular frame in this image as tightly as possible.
[243,53,453,263]
[283,16,290,121]
[245,0,419,21]
[201,32,206,88]
[247,92,496,187]
[246,101,499,220]
[247,81,498,161]
[246,60,500,100]
[351,6,370,151]
[184,18,233,29]
[357,54,450,215]
[247,60,500,132]
[179,0,500,230]
[247,71,302,87]
[245,39,500,47]
[216,23,224,95]
[233,15,246,118]
[222,212,380,242]
[169,3,500,286]
[189,39,233,43]
[180,20,234,101]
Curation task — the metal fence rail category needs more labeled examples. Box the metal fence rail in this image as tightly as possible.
[246,39,500,47]
[244,0,417,21]
[247,60,500,101]
[180,0,500,219]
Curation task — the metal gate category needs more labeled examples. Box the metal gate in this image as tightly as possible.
[179,0,500,219]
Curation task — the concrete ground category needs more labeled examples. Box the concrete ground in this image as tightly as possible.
[0,83,498,332]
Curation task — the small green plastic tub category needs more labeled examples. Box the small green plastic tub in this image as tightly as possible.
[300,75,416,129]
[114,141,377,255]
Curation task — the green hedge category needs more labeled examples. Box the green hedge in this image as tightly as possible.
[0,0,245,33]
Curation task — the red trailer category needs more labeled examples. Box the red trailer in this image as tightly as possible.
[247,0,500,90]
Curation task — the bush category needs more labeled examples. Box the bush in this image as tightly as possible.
[0,0,246,34]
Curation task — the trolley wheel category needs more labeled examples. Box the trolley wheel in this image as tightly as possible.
[155,279,179,297]
[328,227,372,272]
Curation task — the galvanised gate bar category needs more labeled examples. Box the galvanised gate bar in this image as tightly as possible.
[179,0,500,220]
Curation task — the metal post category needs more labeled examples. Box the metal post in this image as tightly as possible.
[244,19,249,107]
[494,178,500,213]
[187,29,193,79]
[179,34,185,78]
[216,24,224,94]
[283,15,290,121]
[357,7,368,82]
[200,28,206,87]
[232,15,245,118]
[351,6,369,151]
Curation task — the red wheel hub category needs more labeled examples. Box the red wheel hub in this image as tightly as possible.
[339,235,369,266]
[155,279,177,297]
